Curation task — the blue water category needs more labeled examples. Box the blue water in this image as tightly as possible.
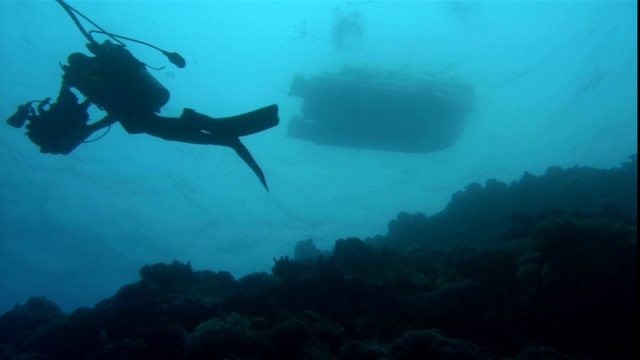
[0,0,636,313]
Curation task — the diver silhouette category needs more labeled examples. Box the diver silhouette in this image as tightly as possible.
[5,0,279,191]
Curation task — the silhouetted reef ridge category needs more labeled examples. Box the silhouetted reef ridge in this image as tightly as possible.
[0,155,636,360]
[370,154,636,251]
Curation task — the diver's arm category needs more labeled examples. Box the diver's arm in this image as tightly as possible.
[87,114,117,132]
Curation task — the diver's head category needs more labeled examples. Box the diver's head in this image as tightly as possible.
[66,52,92,69]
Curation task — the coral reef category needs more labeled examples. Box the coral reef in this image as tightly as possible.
[371,155,636,250]
[0,156,636,360]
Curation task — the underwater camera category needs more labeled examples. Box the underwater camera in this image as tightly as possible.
[6,104,33,128]
[5,99,51,129]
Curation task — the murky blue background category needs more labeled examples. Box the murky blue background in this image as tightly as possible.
[0,0,636,312]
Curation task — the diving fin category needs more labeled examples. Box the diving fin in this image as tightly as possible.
[184,105,279,137]
[228,137,269,191]
[177,106,277,190]
[219,104,279,137]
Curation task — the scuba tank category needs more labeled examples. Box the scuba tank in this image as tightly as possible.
[62,41,170,117]
[53,0,183,118]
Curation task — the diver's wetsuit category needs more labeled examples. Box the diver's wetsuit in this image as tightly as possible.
[61,41,278,190]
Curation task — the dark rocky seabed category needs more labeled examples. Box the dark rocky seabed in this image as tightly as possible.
[1,155,636,360]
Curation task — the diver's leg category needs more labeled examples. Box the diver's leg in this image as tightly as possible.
[133,107,278,144]
[127,114,230,145]
[129,114,270,190]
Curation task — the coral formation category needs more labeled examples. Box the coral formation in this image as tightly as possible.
[371,155,637,250]
[0,156,636,360]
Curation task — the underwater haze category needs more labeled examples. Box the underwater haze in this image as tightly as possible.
[0,0,636,313]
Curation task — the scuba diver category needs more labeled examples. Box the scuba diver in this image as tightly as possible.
[5,0,279,191]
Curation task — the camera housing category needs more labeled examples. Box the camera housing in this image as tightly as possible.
[6,104,32,128]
